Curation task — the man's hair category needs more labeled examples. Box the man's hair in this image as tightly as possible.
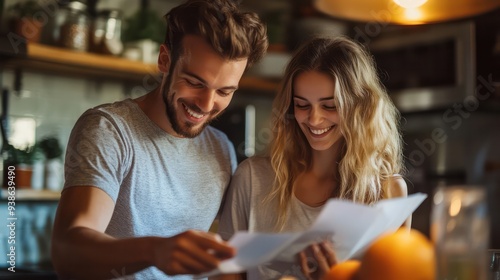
[164,0,268,68]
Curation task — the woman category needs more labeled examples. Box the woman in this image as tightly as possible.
[217,36,408,280]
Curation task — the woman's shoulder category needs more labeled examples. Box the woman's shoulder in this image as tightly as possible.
[237,155,272,172]
[382,174,408,199]
[234,156,274,186]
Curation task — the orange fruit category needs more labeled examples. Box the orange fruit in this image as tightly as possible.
[357,228,435,280]
[323,260,361,280]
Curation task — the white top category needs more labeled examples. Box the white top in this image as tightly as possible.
[218,156,323,280]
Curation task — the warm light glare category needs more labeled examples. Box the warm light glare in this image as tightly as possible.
[394,0,428,9]
[449,197,462,217]
[315,0,500,25]
[9,117,36,149]
[404,8,423,21]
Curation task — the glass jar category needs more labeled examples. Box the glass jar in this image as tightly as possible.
[431,186,490,280]
[90,9,123,55]
[491,250,500,280]
[58,1,90,52]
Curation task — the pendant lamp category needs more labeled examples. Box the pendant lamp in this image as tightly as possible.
[314,0,500,25]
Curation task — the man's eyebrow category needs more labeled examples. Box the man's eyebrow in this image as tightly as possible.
[293,95,334,101]
[183,70,239,91]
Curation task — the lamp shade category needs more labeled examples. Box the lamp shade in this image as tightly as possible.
[314,0,500,25]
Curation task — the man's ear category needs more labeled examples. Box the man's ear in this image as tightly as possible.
[158,44,170,73]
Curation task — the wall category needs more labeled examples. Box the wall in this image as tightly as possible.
[0,69,144,268]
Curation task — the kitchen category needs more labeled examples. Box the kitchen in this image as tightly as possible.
[0,0,499,278]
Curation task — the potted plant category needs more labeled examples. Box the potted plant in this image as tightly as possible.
[38,137,63,191]
[8,0,45,43]
[121,4,165,63]
[3,143,43,188]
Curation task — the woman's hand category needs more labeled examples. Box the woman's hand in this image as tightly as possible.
[299,240,338,280]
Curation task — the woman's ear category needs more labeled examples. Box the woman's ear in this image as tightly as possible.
[158,44,170,73]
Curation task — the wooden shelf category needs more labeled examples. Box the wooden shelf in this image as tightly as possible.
[2,43,159,82]
[239,75,280,92]
[1,189,60,201]
[2,42,280,91]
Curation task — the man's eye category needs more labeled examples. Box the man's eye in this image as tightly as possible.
[186,80,202,88]
[218,90,233,97]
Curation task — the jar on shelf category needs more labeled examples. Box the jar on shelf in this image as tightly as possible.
[90,9,123,56]
[58,1,90,52]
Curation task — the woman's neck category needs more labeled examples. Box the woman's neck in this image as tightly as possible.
[309,139,344,179]
[293,139,345,207]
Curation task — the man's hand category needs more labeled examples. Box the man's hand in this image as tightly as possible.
[154,230,236,275]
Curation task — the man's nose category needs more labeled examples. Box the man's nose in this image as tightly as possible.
[196,88,216,113]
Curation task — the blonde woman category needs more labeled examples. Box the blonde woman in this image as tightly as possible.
[217,36,408,280]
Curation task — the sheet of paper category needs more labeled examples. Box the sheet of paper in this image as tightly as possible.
[197,192,427,277]
[340,193,427,260]
[196,232,300,278]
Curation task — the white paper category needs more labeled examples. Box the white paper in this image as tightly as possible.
[197,193,427,278]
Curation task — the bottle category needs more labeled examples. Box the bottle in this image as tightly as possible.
[491,250,500,280]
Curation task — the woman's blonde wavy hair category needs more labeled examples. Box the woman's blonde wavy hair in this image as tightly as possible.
[267,36,404,230]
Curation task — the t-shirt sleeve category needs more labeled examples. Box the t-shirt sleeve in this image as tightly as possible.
[218,159,253,241]
[63,110,129,202]
[218,131,238,174]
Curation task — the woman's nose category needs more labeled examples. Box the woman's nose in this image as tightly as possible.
[308,107,323,126]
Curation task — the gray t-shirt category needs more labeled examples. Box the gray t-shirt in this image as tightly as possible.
[64,98,237,280]
[218,156,323,280]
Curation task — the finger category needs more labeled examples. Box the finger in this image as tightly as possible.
[299,250,311,277]
[176,231,235,267]
[197,231,236,259]
[311,243,330,273]
[170,233,223,268]
[320,241,338,266]
[171,249,217,274]
[192,231,235,259]
[164,260,191,275]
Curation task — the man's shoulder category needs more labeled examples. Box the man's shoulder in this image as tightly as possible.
[77,99,138,127]
[204,125,228,139]
[201,126,234,148]
[87,99,134,117]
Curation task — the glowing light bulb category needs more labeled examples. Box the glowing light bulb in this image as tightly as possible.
[394,0,428,9]
[404,8,423,21]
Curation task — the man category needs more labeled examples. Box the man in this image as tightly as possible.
[50,0,268,279]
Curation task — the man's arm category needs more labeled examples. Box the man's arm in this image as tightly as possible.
[51,186,235,279]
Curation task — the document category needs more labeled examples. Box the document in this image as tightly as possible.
[198,193,427,277]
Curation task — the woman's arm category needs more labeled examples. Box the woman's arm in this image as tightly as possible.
[384,176,411,228]
[215,160,255,280]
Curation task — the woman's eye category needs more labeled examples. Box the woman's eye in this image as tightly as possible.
[325,106,337,110]
[294,104,309,109]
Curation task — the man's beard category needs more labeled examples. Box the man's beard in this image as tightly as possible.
[161,78,219,138]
